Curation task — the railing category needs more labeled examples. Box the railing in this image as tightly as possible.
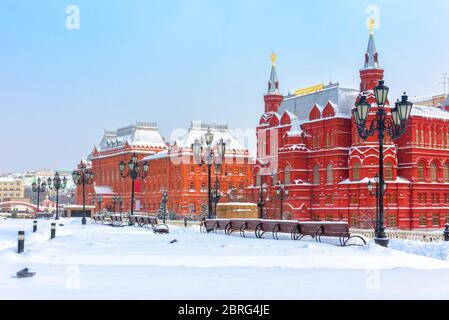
[350,228,445,242]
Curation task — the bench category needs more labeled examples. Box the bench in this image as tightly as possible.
[258,220,300,240]
[238,219,262,238]
[295,222,366,246]
[201,219,366,246]
[200,219,230,234]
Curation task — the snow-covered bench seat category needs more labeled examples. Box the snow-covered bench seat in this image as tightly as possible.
[201,219,366,246]
[298,222,366,246]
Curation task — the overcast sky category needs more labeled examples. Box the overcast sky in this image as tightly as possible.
[1,0,448,173]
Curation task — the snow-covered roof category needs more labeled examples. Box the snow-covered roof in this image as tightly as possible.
[175,121,247,151]
[411,104,449,120]
[280,83,359,121]
[339,176,410,185]
[97,122,166,151]
[443,95,449,108]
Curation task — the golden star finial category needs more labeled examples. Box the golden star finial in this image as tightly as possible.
[369,16,374,35]
[271,52,277,66]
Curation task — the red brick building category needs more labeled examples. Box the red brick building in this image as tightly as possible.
[140,121,252,217]
[77,122,167,212]
[252,31,449,230]
[77,121,252,219]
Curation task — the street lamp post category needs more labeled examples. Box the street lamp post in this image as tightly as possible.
[275,182,289,220]
[353,80,413,247]
[31,178,47,216]
[119,153,148,216]
[72,161,95,225]
[47,172,67,220]
[211,164,222,217]
[258,182,268,219]
[161,190,168,223]
[192,130,226,220]
[112,195,120,215]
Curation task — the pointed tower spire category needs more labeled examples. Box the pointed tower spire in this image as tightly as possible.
[359,17,384,92]
[264,52,283,113]
[267,52,280,94]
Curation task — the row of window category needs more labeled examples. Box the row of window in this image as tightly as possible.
[415,129,449,149]
[417,162,449,183]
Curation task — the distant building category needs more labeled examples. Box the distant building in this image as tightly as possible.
[410,94,446,108]
[0,177,25,202]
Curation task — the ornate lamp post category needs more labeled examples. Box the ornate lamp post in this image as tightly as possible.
[119,153,149,216]
[161,190,168,223]
[353,80,413,247]
[31,178,47,215]
[112,195,120,215]
[275,181,289,220]
[192,130,226,219]
[72,161,95,225]
[211,164,222,218]
[258,181,268,219]
[47,172,67,220]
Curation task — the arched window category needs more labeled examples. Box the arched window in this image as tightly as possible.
[384,163,393,181]
[284,166,291,185]
[444,164,449,183]
[353,162,361,181]
[417,162,425,182]
[431,163,437,183]
[415,128,420,145]
[326,163,333,184]
[313,165,320,185]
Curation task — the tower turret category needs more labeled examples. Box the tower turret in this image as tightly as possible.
[264,52,283,113]
[359,18,384,92]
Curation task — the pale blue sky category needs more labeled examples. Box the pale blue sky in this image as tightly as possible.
[1,0,448,172]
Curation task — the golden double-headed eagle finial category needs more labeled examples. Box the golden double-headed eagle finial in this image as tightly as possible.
[369,16,375,35]
[271,52,277,66]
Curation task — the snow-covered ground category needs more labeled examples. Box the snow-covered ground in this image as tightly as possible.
[0,218,449,299]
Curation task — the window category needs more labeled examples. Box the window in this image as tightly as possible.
[384,163,393,181]
[417,162,425,182]
[313,165,320,185]
[432,214,440,226]
[353,162,361,181]
[431,163,437,183]
[387,214,397,228]
[429,130,432,147]
[419,215,426,227]
[421,130,425,147]
[326,164,333,184]
[256,171,261,187]
[444,164,449,183]
[350,215,359,228]
[200,183,206,192]
[325,194,333,206]
[325,214,334,221]
[446,215,449,224]
[284,165,291,185]
[189,182,195,191]
[272,171,278,185]
[415,128,420,145]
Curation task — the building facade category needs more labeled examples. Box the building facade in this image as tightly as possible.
[0,177,25,202]
[79,121,252,219]
[252,30,449,230]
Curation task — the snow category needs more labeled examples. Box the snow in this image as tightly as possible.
[1,218,449,299]
[411,104,449,120]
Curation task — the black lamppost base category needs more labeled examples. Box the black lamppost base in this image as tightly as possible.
[82,217,86,225]
[374,237,390,248]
